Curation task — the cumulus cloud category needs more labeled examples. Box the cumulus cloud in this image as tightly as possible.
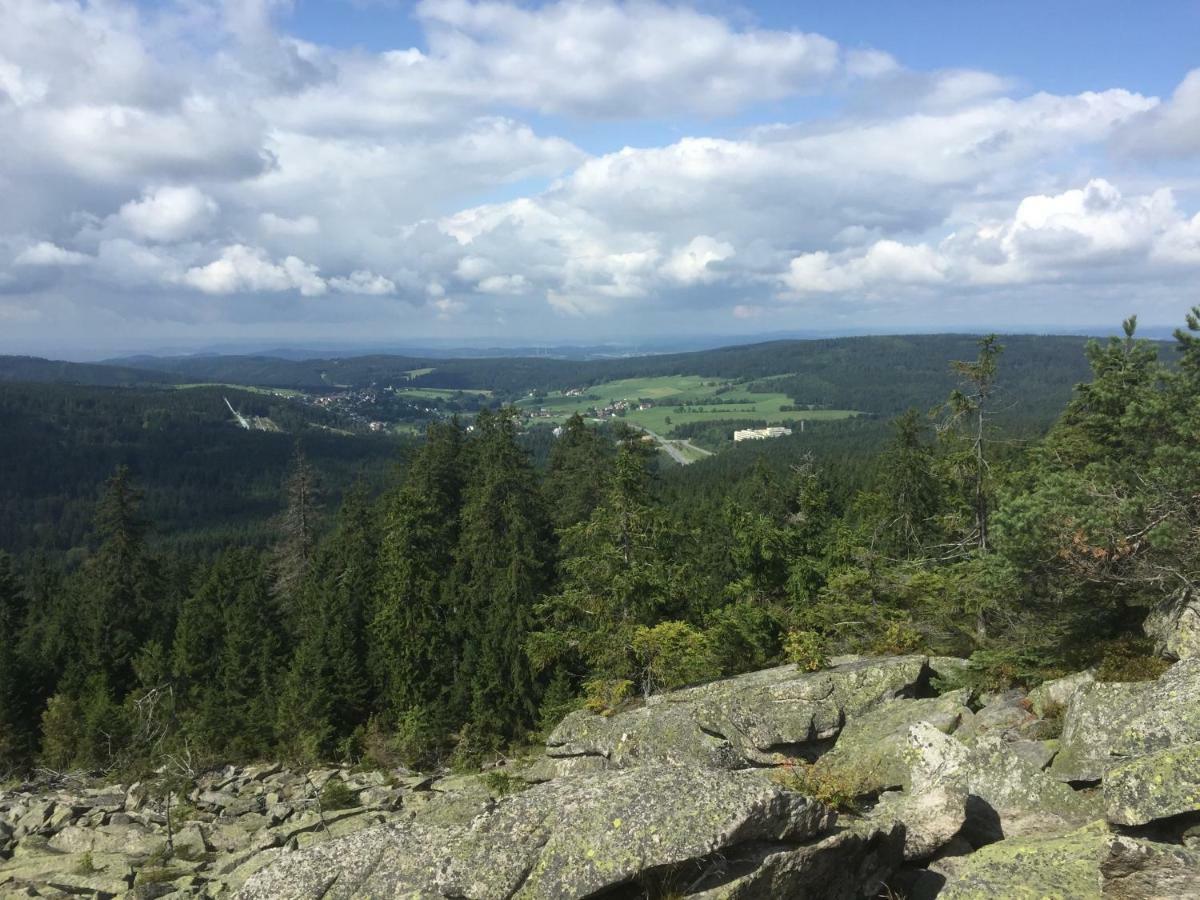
[1116,68,1200,158]
[662,236,735,285]
[413,0,841,117]
[182,245,326,296]
[117,186,219,242]
[14,241,89,266]
[778,179,1200,298]
[329,270,396,295]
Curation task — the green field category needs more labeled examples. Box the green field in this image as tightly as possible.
[519,375,857,434]
[391,386,492,399]
[175,382,304,398]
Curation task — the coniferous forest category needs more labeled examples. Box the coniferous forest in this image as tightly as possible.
[1,313,1198,779]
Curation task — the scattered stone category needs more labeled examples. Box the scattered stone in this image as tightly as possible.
[1027,669,1095,718]
[934,820,1111,899]
[1101,834,1200,899]
[1144,588,1200,661]
[1104,740,1200,826]
[820,690,970,791]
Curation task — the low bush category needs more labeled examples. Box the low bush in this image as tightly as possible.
[318,778,359,811]
[771,758,878,812]
[784,630,828,671]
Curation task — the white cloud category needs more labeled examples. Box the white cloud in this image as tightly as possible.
[1116,67,1200,158]
[330,270,396,295]
[476,273,528,295]
[783,241,946,294]
[14,241,89,266]
[413,0,842,117]
[182,244,326,296]
[117,185,218,242]
[779,179,1200,297]
[662,236,735,285]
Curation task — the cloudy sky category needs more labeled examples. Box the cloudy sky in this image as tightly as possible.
[2,0,1199,357]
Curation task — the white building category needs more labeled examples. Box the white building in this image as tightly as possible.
[733,426,793,442]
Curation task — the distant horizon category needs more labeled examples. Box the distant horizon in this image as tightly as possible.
[2,321,1186,365]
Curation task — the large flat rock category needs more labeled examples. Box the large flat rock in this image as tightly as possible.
[547,656,930,770]
[237,765,838,899]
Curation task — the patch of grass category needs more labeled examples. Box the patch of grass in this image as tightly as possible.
[516,374,856,437]
[73,851,100,875]
[772,758,878,812]
[319,778,360,811]
[1038,697,1066,739]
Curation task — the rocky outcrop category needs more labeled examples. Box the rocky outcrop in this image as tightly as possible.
[1050,657,1200,782]
[1101,835,1200,899]
[1027,668,1094,717]
[546,656,930,771]
[0,765,417,898]
[238,766,902,899]
[1144,588,1200,661]
[819,690,971,791]
[8,652,1200,898]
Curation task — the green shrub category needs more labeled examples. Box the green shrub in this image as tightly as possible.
[1037,697,1066,739]
[771,758,877,812]
[783,630,828,671]
[583,678,634,716]
[871,619,923,655]
[478,770,528,797]
[632,621,719,694]
[318,778,359,811]
[704,601,784,675]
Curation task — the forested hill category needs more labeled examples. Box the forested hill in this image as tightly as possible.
[108,334,1112,417]
[0,355,177,387]
[0,382,404,554]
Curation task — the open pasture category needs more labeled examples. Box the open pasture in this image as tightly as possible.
[520,375,857,433]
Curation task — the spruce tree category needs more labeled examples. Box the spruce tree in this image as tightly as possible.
[77,466,160,694]
[371,421,465,735]
[451,409,553,749]
[278,486,376,759]
[272,444,322,621]
[0,552,30,767]
[872,409,942,557]
[530,434,685,696]
[218,556,280,758]
[543,413,613,531]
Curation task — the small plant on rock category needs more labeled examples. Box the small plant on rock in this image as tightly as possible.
[771,758,876,812]
[318,778,359,811]
[479,770,528,797]
[784,630,828,672]
[583,677,635,716]
[73,851,99,875]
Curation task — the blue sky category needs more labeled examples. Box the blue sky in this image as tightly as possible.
[2,0,1199,356]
